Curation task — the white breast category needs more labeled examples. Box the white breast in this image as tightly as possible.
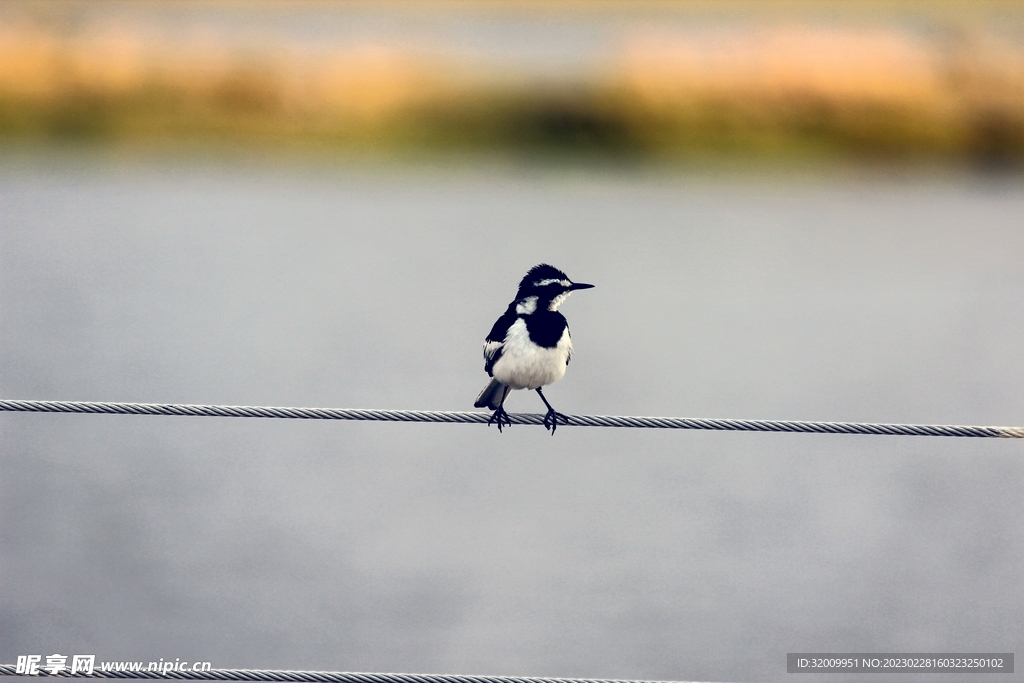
[491,318,573,390]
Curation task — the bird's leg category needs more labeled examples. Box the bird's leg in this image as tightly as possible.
[487,396,512,432]
[488,406,512,432]
[535,387,568,435]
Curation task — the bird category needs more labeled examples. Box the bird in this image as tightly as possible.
[474,264,594,434]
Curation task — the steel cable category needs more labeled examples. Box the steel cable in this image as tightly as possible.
[0,667,713,683]
[1,399,1021,438]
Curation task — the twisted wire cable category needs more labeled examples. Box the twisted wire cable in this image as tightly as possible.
[0,667,712,683]
[1,399,1021,438]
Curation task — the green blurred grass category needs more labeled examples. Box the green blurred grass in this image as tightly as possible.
[2,4,1024,165]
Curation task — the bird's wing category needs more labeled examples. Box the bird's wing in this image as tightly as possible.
[565,321,572,364]
[483,340,503,375]
[483,310,518,375]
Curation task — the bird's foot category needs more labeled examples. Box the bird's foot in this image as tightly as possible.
[542,408,569,435]
[488,406,512,432]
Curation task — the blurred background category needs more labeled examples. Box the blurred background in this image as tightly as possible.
[3,0,1024,163]
[2,3,1023,683]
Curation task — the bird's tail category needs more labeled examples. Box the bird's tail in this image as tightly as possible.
[474,378,512,410]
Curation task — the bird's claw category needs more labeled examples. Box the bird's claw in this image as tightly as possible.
[488,406,512,432]
[542,409,569,434]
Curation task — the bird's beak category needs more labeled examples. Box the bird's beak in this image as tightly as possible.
[570,282,595,290]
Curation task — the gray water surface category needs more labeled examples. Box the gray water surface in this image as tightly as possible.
[2,160,1022,683]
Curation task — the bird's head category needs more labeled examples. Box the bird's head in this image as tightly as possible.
[515,264,594,313]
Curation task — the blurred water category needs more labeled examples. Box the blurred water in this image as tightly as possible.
[1,158,1023,683]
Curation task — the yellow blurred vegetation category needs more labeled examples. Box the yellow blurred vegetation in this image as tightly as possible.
[2,8,1024,163]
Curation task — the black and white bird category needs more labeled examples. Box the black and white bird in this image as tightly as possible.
[474,264,594,434]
